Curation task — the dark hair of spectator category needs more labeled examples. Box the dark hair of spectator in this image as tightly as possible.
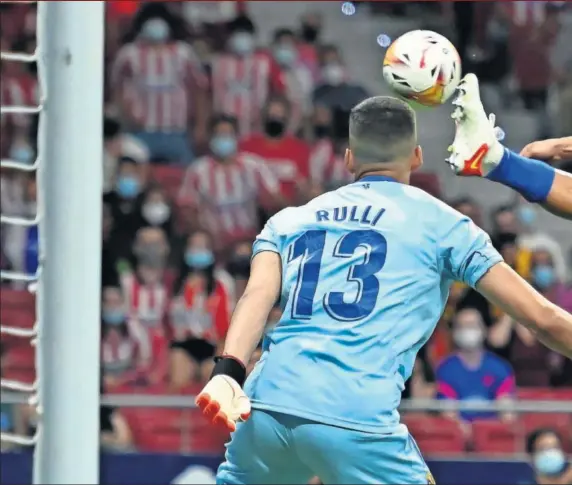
[210,114,239,133]
[526,428,563,454]
[227,14,256,35]
[118,156,138,168]
[273,28,296,43]
[319,44,342,64]
[492,204,515,218]
[349,96,417,165]
[450,196,478,210]
[492,232,518,252]
[104,117,121,140]
[123,3,188,43]
[264,95,292,120]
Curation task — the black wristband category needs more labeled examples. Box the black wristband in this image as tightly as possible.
[211,355,247,387]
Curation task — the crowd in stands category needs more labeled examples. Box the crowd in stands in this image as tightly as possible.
[1,1,570,459]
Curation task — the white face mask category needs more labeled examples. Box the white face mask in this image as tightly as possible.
[142,202,170,225]
[229,32,255,55]
[453,327,484,350]
[140,18,170,43]
[322,64,345,86]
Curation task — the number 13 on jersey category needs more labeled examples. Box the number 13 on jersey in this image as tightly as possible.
[287,229,388,322]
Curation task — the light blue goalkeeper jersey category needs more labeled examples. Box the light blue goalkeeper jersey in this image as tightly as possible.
[245,175,502,433]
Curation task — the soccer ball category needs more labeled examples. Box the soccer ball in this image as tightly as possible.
[383,30,461,107]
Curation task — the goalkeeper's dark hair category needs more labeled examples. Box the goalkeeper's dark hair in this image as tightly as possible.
[349,96,417,166]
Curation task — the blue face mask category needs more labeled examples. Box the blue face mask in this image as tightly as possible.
[230,32,255,55]
[102,310,125,326]
[140,18,170,42]
[517,205,536,227]
[533,265,556,290]
[185,250,214,269]
[273,45,297,66]
[534,448,566,476]
[117,176,140,199]
[210,136,237,159]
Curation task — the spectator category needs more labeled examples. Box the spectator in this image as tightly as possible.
[488,313,558,387]
[436,309,516,424]
[270,28,313,135]
[100,405,133,452]
[178,115,281,250]
[502,2,560,113]
[102,202,120,288]
[0,343,17,450]
[104,156,146,257]
[308,104,352,192]
[138,184,176,242]
[296,11,322,82]
[111,3,208,164]
[210,14,284,137]
[312,45,369,142]
[226,240,253,300]
[169,230,233,386]
[527,428,572,485]
[1,172,37,281]
[451,196,484,228]
[103,116,123,193]
[121,226,171,328]
[515,200,568,282]
[240,96,311,206]
[101,286,158,389]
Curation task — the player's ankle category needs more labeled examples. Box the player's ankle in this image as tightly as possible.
[486,142,504,166]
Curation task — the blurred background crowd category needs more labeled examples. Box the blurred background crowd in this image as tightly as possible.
[0,0,571,474]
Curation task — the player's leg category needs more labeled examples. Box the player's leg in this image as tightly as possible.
[217,410,314,485]
[295,422,433,485]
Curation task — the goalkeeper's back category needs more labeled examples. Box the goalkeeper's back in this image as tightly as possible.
[245,175,502,432]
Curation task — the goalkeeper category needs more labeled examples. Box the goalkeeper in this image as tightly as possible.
[446,74,572,221]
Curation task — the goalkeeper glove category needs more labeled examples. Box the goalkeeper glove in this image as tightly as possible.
[195,355,251,432]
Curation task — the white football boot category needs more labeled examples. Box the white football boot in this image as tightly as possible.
[446,73,505,177]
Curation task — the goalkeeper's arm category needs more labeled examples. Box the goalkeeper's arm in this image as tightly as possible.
[195,251,281,431]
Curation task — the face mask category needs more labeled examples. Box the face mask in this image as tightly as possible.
[301,24,319,43]
[117,176,140,199]
[228,255,251,278]
[230,32,255,55]
[534,448,566,476]
[533,265,556,290]
[322,64,345,86]
[517,205,536,227]
[314,124,331,139]
[140,18,170,42]
[142,202,170,225]
[273,45,297,67]
[265,119,286,138]
[10,144,34,164]
[102,309,125,326]
[185,250,215,269]
[210,135,237,159]
[453,327,484,350]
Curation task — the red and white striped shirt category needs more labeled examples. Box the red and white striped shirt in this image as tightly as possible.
[111,41,208,132]
[120,272,169,329]
[178,153,280,246]
[309,139,352,187]
[210,52,284,137]
[0,76,32,130]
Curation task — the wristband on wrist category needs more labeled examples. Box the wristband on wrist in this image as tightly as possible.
[487,148,556,203]
[211,355,247,387]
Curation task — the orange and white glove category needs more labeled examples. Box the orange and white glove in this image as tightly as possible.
[446,73,504,177]
[195,358,251,432]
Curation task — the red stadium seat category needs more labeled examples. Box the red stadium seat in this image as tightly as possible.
[410,172,441,199]
[518,388,572,401]
[0,288,35,310]
[2,342,36,383]
[403,415,466,455]
[472,420,520,454]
